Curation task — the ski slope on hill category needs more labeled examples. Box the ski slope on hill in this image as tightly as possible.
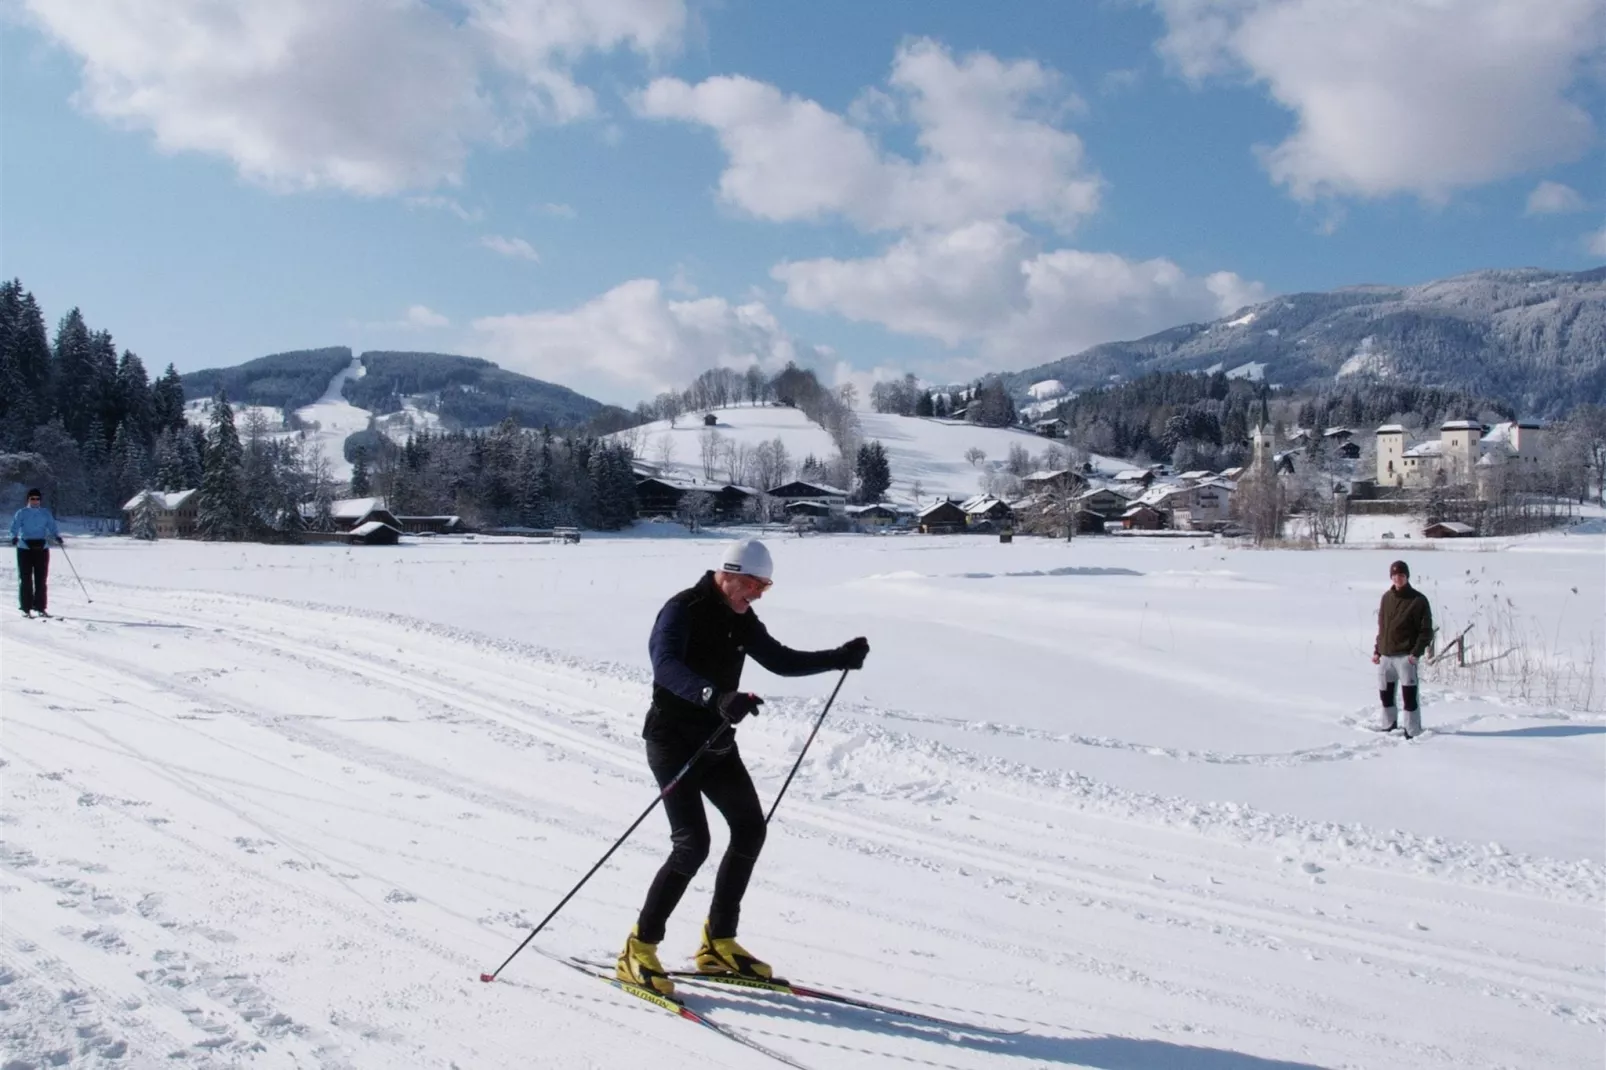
[621,405,1122,503]
[2,530,1601,1069]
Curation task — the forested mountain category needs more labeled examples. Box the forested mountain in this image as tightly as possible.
[181,348,354,413]
[1007,267,1606,418]
[348,351,615,429]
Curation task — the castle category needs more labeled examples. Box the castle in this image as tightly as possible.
[1375,420,1544,493]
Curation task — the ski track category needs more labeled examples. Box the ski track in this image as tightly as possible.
[2,581,1601,1069]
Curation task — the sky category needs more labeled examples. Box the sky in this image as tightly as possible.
[3,0,1604,408]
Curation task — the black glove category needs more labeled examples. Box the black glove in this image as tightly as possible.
[715,691,764,724]
[836,636,870,671]
[55,538,64,547]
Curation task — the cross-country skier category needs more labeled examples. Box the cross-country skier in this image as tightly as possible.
[9,488,63,618]
[1371,559,1434,738]
[618,538,869,997]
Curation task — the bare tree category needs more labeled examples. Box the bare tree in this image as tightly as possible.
[653,434,677,470]
[699,427,724,481]
[1236,469,1286,544]
[677,490,715,532]
[964,446,986,468]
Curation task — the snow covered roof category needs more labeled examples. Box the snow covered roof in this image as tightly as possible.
[1194,477,1237,491]
[1323,427,1354,437]
[350,520,400,536]
[960,494,1010,514]
[331,497,385,520]
[1375,424,1406,434]
[844,503,903,515]
[1403,441,1443,458]
[1177,470,1213,481]
[1113,469,1149,481]
[917,499,965,518]
[1219,466,1246,480]
[1439,420,1481,431]
[122,489,199,512]
[1023,468,1076,482]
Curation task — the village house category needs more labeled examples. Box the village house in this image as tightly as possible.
[959,494,1013,529]
[1031,417,1067,438]
[844,503,903,530]
[121,489,199,538]
[1120,503,1166,530]
[1021,468,1085,498]
[767,479,849,513]
[916,499,967,534]
[329,497,403,533]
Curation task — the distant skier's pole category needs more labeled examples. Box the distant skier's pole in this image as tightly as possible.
[765,669,849,825]
[479,719,733,983]
[57,544,92,604]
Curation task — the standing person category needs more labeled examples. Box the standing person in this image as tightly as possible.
[618,538,869,997]
[9,488,64,618]
[1371,559,1434,739]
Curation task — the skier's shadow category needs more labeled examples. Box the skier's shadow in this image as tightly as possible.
[690,989,1331,1068]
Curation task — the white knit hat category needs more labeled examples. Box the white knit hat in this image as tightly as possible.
[716,538,773,581]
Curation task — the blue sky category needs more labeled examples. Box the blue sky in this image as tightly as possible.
[3,0,1603,407]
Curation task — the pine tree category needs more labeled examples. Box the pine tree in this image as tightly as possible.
[150,364,187,434]
[180,426,205,488]
[52,309,96,442]
[153,429,186,490]
[349,447,372,497]
[198,387,247,540]
[115,350,155,447]
[129,490,159,541]
[854,440,891,503]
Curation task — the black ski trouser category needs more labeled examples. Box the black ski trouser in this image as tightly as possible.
[16,544,48,613]
[635,734,767,944]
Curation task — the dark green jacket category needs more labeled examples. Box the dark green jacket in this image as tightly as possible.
[1375,584,1434,658]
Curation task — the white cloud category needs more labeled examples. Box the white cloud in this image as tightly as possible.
[404,305,450,328]
[1154,0,1605,202]
[637,38,1100,232]
[774,221,1265,365]
[1587,224,1606,257]
[480,234,540,260]
[407,195,484,222]
[1526,181,1588,216]
[538,201,578,218]
[20,0,686,196]
[470,279,825,403]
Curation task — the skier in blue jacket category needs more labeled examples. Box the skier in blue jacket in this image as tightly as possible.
[10,488,63,617]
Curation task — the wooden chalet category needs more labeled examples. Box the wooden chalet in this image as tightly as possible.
[960,494,1013,528]
[917,499,967,534]
[1031,417,1067,438]
[767,480,848,510]
[1120,503,1166,530]
[1022,468,1084,497]
[1424,520,1476,538]
[121,489,200,538]
[635,475,702,517]
[844,503,902,528]
[329,497,403,533]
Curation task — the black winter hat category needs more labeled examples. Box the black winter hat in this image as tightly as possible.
[25,488,41,499]
[1389,559,1409,577]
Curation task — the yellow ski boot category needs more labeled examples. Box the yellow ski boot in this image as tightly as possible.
[616,927,675,997]
[694,920,773,980]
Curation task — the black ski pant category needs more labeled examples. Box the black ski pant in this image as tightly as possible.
[634,733,766,944]
[16,544,48,613]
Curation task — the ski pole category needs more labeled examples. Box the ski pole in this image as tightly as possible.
[57,543,92,604]
[765,668,849,825]
[480,718,732,983]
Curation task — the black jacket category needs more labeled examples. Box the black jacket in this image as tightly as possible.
[1375,583,1434,658]
[646,571,845,747]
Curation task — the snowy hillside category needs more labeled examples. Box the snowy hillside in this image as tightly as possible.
[620,405,1122,504]
[185,356,435,483]
[3,529,1601,1069]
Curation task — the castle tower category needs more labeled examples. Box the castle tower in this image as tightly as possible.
[1375,424,1404,486]
[1439,419,1482,486]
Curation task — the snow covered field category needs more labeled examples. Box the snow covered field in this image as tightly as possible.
[3,529,1602,1069]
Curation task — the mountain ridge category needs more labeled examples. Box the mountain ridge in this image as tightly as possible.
[1003,266,1606,418]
